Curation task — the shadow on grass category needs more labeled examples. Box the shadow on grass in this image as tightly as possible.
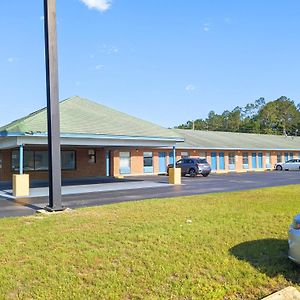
[230,239,300,283]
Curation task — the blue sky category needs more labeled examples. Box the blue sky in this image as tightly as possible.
[1,0,300,128]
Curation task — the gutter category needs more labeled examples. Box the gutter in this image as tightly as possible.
[0,131,184,143]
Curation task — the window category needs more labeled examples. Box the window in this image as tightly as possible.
[88,149,96,164]
[265,152,271,168]
[24,151,35,171]
[12,150,76,171]
[242,152,249,168]
[228,152,236,170]
[196,158,208,164]
[199,152,207,158]
[242,152,248,164]
[12,150,34,171]
[181,152,189,158]
[143,152,153,173]
[228,152,235,165]
[119,152,131,174]
[12,151,19,171]
[35,151,48,170]
[277,153,282,163]
[61,151,76,170]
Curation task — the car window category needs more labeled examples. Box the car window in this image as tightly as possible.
[176,159,183,165]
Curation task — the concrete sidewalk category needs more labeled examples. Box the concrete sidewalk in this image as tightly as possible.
[0,181,169,199]
[262,287,300,299]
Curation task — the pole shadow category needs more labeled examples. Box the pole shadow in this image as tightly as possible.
[230,238,300,283]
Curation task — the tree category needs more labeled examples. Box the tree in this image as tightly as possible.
[175,96,300,136]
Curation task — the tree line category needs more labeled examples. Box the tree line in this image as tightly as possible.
[176,96,300,136]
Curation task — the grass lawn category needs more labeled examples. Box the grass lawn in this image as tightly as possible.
[0,185,300,299]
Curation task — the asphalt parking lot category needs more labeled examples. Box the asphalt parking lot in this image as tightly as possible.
[0,171,300,218]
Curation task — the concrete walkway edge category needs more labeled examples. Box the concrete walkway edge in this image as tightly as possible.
[262,287,300,300]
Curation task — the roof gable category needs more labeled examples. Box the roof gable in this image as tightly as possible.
[0,96,180,140]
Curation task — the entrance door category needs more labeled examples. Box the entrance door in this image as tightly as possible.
[211,152,217,170]
[258,153,263,168]
[106,151,111,176]
[285,153,289,162]
[219,152,225,170]
[252,153,257,169]
[158,152,167,173]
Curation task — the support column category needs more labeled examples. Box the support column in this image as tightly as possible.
[169,145,181,184]
[13,144,29,197]
[19,144,24,175]
[44,0,63,211]
[173,146,176,169]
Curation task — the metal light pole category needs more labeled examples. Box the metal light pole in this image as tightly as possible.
[43,0,63,211]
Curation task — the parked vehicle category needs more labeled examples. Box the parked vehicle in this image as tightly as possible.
[288,214,300,264]
[167,158,211,177]
[274,159,300,171]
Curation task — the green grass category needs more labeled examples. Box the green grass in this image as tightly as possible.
[1,185,300,299]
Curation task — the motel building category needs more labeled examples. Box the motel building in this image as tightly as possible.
[0,96,300,186]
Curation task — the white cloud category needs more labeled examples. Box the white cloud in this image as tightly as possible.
[100,44,119,55]
[95,64,104,70]
[203,23,210,32]
[224,17,231,24]
[79,0,112,12]
[7,57,18,63]
[185,84,196,91]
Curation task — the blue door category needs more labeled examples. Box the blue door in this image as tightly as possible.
[285,153,289,162]
[258,153,263,168]
[106,151,110,176]
[158,152,167,173]
[169,151,174,165]
[211,152,217,170]
[252,153,257,169]
[219,152,225,170]
[290,153,294,159]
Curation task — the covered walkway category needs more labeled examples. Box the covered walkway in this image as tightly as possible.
[0,176,169,199]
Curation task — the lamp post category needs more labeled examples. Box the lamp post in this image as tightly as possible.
[43,0,63,211]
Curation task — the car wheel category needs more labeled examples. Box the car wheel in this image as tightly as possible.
[202,173,209,177]
[276,165,283,171]
[189,168,196,177]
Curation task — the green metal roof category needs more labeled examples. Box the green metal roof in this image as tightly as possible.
[174,129,300,150]
[0,96,180,140]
